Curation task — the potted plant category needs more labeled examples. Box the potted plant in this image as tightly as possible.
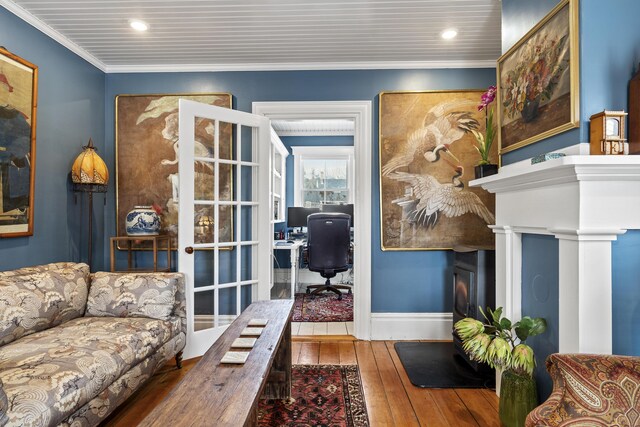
[454,307,547,427]
[471,86,498,179]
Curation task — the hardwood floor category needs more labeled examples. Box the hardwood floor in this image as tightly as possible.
[102,340,499,427]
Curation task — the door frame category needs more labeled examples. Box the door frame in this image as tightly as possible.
[252,101,372,340]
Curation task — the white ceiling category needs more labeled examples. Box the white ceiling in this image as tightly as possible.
[1,0,502,73]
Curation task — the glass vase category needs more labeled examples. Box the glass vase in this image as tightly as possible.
[499,370,538,427]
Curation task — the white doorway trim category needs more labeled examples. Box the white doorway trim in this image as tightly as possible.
[253,101,372,340]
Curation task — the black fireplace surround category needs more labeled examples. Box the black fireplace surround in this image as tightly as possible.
[452,246,496,371]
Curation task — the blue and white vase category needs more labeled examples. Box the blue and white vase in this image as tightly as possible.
[126,206,161,236]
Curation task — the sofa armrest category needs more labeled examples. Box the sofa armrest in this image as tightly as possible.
[172,273,186,337]
[0,379,8,427]
[525,353,640,427]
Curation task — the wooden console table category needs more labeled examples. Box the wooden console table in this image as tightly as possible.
[139,299,294,427]
[109,235,171,272]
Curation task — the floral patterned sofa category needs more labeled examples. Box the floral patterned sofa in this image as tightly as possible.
[526,353,640,427]
[0,262,186,427]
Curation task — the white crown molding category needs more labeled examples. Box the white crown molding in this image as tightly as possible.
[105,60,497,74]
[272,119,355,137]
[1,0,106,72]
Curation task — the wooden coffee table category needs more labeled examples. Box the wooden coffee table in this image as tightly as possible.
[139,299,294,427]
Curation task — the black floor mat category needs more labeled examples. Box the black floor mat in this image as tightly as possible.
[394,342,495,388]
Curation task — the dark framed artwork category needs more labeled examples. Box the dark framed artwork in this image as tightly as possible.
[115,93,232,249]
[497,0,579,156]
[0,47,38,238]
[379,90,496,251]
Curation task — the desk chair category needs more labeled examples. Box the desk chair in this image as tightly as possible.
[305,212,352,300]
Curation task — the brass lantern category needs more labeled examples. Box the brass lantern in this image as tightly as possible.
[71,138,109,184]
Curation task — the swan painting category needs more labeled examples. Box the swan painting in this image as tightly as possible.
[115,93,233,247]
[379,90,497,250]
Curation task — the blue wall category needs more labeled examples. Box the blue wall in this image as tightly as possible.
[105,68,495,313]
[501,0,640,164]
[580,0,640,143]
[612,231,640,356]
[0,8,105,271]
[521,234,559,401]
[500,0,580,165]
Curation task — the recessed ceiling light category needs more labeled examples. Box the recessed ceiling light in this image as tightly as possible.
[441,28,458,40]
[129,19,149,32]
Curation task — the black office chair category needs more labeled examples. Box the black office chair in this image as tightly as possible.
[305,212,352,300]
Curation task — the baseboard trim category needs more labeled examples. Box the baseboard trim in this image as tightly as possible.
[370,313,453,340]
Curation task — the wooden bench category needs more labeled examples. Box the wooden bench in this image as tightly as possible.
[139,299,294,427]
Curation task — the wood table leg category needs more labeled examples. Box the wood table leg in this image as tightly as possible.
[263,320,292,399]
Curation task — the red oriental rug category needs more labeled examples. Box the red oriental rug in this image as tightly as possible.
[258,365,369,427]
[292,293,353,322]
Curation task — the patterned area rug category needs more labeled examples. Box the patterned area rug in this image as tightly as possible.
[293,293,354,322]
[258,365,369,427]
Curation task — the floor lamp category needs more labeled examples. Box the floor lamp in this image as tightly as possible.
[71,139,108,270]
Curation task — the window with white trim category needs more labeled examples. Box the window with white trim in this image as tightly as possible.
[292,146,354,208]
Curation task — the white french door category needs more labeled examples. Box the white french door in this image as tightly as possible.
[178,100,272,359]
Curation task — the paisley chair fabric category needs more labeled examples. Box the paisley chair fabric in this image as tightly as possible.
[526,353,640,427]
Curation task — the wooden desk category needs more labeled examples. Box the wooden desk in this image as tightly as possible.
[273,240,304,297]
[139,299,294,427]
[109,235,171,272]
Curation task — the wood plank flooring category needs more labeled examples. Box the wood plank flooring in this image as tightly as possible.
[102,340,499,427]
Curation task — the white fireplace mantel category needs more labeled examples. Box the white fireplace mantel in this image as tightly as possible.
[471,153,640,354]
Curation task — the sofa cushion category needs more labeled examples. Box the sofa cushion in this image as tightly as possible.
[86,272,177,321]
[0,265,89,346]
[0,316,174,427]
[0,262,87,278]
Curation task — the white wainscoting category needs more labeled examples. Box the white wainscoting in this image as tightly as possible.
[370,313,453,340]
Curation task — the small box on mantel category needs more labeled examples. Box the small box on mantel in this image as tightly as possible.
[531,152,566,165]
[590,110,627,155]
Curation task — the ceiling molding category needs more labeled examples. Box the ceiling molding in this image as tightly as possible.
[272,119,355,136]
[105,60,496,74]
[0,0,106,72]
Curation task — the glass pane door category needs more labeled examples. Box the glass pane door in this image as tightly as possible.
[178,100,271,359]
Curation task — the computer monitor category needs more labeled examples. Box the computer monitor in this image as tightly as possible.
[287,207,320,228]
[321,203,354,227]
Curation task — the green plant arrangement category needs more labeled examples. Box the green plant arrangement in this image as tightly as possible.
[470,85,497,167]
[454,307,547,427]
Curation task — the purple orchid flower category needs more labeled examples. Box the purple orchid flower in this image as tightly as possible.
[478,85,497,111]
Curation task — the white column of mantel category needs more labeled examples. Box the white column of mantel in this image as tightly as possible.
[490,225,522,321]
[552,230,626,354]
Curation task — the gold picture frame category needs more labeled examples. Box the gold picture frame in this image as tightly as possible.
[379,90,496,251]
[0,47,38,238]
[115,93,233,250]
[497,0,580,157]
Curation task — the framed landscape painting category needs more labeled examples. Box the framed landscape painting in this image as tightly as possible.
[379,90,496,251]
[0,47,38,238]
[497,0,579,155]
[116,93,232,249]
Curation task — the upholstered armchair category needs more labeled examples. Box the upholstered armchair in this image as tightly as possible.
[525,353,640,427]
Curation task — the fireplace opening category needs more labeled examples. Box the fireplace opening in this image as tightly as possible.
[453,246,496,371]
